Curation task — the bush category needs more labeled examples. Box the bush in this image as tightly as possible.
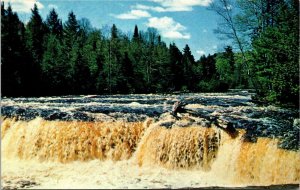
[197,79,229,92]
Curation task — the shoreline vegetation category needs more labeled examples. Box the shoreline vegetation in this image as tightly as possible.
[1,1,299,107]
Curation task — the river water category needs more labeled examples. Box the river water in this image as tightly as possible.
[1,92,299,189]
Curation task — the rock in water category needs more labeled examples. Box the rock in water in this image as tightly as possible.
[171,101,187,117]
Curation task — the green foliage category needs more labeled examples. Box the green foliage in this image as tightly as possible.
[42,34,65,94]
[182,44,196,91]
[133,25,139,42]
[3,1,298,106]
[216,46,234,88]
[4,3,219,96]
[250,0,299,106]
[1,3,33,96]
[25,4,46,62]
[211,0,299,107]
[169,43,183,91]
[46,8,62,36]
[197,78,229,92]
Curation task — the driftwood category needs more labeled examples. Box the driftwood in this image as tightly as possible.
[171,101,238,138]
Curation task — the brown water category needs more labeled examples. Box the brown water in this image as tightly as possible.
[1,116,299,189]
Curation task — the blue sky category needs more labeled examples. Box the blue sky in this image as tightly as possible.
[3,0,230,60]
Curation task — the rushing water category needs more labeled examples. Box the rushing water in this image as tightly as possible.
[1,92,299,189]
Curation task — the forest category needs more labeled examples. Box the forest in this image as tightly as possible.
[1,0,299,107]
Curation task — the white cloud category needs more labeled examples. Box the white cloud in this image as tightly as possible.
[114,9,151,20]
[146,17,191,39]
[153,0,212,7]
[134,4,166,12]
[48,4,58,10]
[212,45,217,50]
[202,29,208,33]
[164,31,191,39]
[2,0,44,13]
[196,50,206,56]
[134,3,189,12]
[137,0,212,12]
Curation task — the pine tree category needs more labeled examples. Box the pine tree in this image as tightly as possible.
[61,11,81,94]
[25,4,46,65]
[133,25,139,41]
[182,44,195,91]
[24,3,46,95]
[41,34,65,95]
[129,29,144,92]
[46,8,63,37]
[152,43,172,92]
[119,51,134,93]
[169,43,183,91]
[111,24,118,39]
[41,8,64,94]
[64,11,79,48]
[1,3,27,96]
[82,30,105,93]
[102,24,124,93]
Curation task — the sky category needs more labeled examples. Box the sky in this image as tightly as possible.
[2,0,230,60]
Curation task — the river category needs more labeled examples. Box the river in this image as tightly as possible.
[1,92,299,189]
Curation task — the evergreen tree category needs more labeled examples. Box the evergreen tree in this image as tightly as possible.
[82,30,105,93]
[182,44,195,91]
[64,11,79,49]
[25,3,46,95]
[42,8,64,94]
[46,8,63,37]
[74,48,91,94]
[26,4,46,62]
[102,24,125,93]
[169,43,183,91]
[152,43,172,92]
[120,52,134,93]
[111,24,118,39]
[197,54,225,92]
[1,3,28,96]
[41,34,65,95]
[129,29,144,93]
[133,25,139,41]
[61,11,80,93]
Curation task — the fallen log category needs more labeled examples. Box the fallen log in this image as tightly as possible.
[171,101,239,138]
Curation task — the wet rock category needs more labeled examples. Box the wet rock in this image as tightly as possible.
[72,112,94,121]
[159,121,175,128]
[241,130,258,143]
[44,111,69,120]
[278,126,299,151]
[1,93,299,150]
[18,180,38,188]
[200,120,211,127]
[2,179,39,190]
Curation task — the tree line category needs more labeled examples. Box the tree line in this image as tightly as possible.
[1,1,299,107]
[1,3,241,95]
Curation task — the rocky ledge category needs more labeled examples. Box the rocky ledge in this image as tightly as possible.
[1,93,299,151]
